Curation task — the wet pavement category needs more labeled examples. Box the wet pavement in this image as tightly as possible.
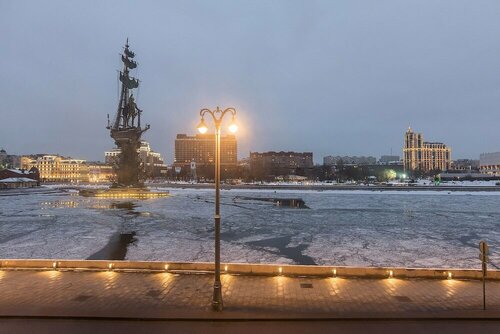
[0,269,498,319]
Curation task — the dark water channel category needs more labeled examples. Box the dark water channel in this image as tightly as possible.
[247,236,316,265]
[234,196,309,208]
[87,201,137,260]
[87,232,136,260]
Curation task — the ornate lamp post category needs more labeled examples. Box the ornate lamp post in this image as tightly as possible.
[197,106,238,311]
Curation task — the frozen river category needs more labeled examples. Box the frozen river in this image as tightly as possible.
[0,186,499,269]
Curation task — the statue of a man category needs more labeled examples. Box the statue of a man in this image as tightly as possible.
[127,94,141,126]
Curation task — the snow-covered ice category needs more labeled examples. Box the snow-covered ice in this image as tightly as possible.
[0,186,499,269]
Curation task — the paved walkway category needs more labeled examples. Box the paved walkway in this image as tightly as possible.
[0,269,498,319]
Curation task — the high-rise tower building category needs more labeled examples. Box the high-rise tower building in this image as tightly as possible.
[174,134,237,167]
[403,127,451,173]
[173,133,237,179]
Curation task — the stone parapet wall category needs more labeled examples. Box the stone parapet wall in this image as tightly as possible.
[1,259,498,280]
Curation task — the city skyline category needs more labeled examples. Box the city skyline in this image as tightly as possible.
[2,1,500,163]
[0,126,490,166]
[1,126,488,166]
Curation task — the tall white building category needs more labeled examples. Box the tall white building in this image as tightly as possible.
[105,141,166,178]
[403,127,451,173]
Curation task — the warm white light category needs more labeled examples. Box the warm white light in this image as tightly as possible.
[447,272,452,280]
[333,269,337,277]
[52,262,57,269]
[228,122,238,133]
[165,264,169,271]
[278,267,283,274]
[108,263,114,270]
[197,119,208,134]
[224,265,228,272]
[389,270,393,278]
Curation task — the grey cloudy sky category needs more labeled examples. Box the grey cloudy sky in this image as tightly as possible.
[1,0,500,163]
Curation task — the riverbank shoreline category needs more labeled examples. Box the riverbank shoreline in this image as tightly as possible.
[146,182,500,192]
[6,182,500,193]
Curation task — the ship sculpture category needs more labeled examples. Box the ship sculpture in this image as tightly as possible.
[80,40,168,198]
[107,40,150,187]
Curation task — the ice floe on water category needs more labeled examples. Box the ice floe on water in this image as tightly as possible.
[0,186,499,269]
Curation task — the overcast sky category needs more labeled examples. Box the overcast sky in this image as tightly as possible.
[1,0,500,163]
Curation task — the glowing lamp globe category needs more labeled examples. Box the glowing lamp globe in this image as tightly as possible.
[229,117,238,133]
[197,119,208,134]
[228,122,238,133]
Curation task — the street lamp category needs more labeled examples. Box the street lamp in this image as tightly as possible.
[197,106,237,311]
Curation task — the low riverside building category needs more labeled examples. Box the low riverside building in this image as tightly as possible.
[439,172,500,181]
[323,155,376,166]
[250,151,313,180]
[403,127,451,173]
[0,177,38,189]
[480,152,500,175]
[87,163,114,183]
[21,155,88,183]
[378,155,401,165]
[452,159,479,171]
[21,155,113,183]
[0,149,20,169]
[0,168,40,189]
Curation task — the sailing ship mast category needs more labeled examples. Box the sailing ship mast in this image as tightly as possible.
[108,39,149,134]
[106,40,150,187]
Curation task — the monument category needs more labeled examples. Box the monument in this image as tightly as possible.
[107,40,149,187]
[80,40,167,198]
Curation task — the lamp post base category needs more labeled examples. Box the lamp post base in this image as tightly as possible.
[212,281,224,311]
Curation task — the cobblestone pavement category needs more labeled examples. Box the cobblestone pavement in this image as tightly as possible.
[0,269,498,318]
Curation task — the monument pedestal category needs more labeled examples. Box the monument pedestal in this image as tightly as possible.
[79,187,169,199]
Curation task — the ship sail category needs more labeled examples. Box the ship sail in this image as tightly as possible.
[124,47,135,58]
[108,41,150,187]
[109,41,148,135]
[121,55,137,69]
[120,72,139,89]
